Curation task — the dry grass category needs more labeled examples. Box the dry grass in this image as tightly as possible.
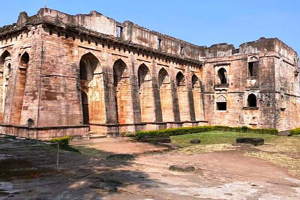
[172,131,300,177]
[176,143,237,154]
[244,136,300,176]
[171,131,276,147]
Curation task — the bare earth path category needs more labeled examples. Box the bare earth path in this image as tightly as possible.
[0,136,300,199]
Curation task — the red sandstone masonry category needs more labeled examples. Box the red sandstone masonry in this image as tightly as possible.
[0,8,299,139]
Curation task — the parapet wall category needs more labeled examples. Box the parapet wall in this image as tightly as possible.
[1,8,298,63]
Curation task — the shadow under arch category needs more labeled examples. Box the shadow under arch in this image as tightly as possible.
[14,52,30,124]
[158,68,174,122]
[79,52,105,125]
[0,50,11,122]
[113,59,132,125]
[138,63,152,122]
[191,74,205,121]
[176,71,190,121]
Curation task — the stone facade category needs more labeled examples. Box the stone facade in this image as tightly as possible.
[0,8,299,139]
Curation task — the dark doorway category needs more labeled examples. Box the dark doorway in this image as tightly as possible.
[81,91,89,124]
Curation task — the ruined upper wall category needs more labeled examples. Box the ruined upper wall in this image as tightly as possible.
[0,8,298,64]
[240,37,298,64]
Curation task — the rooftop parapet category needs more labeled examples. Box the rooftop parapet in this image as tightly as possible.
[0,8,298,64]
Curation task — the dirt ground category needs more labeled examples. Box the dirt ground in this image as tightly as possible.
[1,136,300,200]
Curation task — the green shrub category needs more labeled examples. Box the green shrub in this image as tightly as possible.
[50,136,72,147]
[136,126,214,139]
[247,128,278,135]
[290,128,300,136]
[135,126,278,139]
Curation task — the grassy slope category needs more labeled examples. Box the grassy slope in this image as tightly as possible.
[171,131,300,176]
[171,131,277,147]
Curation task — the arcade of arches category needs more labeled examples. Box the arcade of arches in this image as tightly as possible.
[1,8,299,139]
[78,53,205,134]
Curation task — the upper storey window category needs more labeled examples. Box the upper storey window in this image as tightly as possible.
[248,56,259,77]
[248,62,259,77]
[157,38,162,49]
[218,68,227,84]
[180,46,184,55]
[117,26,123,38]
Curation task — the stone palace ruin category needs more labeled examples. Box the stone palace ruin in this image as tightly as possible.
[0,8,299,139]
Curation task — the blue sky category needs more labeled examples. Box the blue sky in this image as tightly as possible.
[1,0,299,54]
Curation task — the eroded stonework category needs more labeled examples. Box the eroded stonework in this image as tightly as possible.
[0,8,299,139]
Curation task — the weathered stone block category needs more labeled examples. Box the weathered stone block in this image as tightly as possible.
[236,138,264,146]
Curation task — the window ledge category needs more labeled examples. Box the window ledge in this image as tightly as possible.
[247,76,258,79]
[214,83,229,90]
[243,107,259,110]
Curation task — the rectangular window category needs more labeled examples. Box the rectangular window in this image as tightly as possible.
[117,26,123,38]
[248,62,258,77]
[217,102,227,111]
[180,46,184,55]
[157,38,162,49]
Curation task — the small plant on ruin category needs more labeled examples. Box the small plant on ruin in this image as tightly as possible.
[50,136,72,148]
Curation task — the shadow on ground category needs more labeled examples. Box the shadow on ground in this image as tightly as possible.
[0,135,165,200]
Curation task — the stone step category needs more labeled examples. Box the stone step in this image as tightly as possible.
[88,132,107,139]
[278,130,292,136]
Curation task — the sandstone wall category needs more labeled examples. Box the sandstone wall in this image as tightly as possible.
[0,8,299,139]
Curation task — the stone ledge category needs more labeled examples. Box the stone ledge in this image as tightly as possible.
[243,107,259,110]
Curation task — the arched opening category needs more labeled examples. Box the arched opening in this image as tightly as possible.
[176,71,189,120]
[80,53,98,83]
[191,74,203,120]
[113,59,127,87]
[192,75,200,89]
[216,95,227,111]
[0,50,11,86]
[0,51,11,122]
[81,90,89,124]
[20,52,29,68]
[218,68,227,84]
[138,64,150,89]
[176,72,185,87]
[248,94,257,107]
[13,52,30,124]
[79,53,104,124]
[113,59,131,124]
[16,52,30,123]
[158,68,169,87]
[138,64,152,122]
[158,68,173,122]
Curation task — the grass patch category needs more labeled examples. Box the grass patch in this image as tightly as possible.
[136,126,278,139]
[73,145,107,158]
[176,144,238,154]
[290,128,300,136]
[244,137,300,176]
[171,131,277,148]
